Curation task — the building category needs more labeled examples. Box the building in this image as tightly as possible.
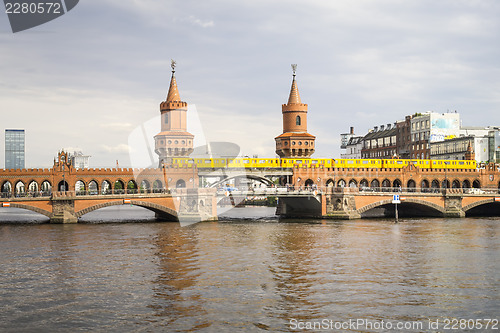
[360,124,397,159]
[275,65,316,158]
[154,60,194,166]
[410,111,460,159]
[489,129,500,163]
[69,151,91,169]
[341,136,363,159]
[430,136,489,163]
[396,116,412,159]
[5,129,25,169]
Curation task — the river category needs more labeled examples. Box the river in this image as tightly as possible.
[0,206,498,332]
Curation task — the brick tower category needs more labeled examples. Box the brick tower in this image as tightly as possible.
[155,60,194,166]
[275,64,316,158]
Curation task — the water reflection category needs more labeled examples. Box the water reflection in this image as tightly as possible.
[0,208,498,332]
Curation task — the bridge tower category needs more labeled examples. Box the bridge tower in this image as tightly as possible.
[154,60,194,166]
[275,64,316,158]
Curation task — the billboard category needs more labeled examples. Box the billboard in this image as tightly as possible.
[429,113,460,143]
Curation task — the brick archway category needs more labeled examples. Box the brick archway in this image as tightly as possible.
[357,198,446,215]
[75,200,178,220]
[6,203,52,217]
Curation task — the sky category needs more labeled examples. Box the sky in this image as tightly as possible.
[1,0,499,168]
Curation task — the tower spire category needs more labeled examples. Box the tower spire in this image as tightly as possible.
[287,64,301,105]
[166,59,181,103]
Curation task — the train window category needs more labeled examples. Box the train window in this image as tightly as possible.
[259,160,266,164]
[296,161,302,164]
[459,161,464,165]
[445,161,450,165]
[362,161,369,164]
[244,160,249,164]
[348,161,354,164]
[311,160,317,164]
[396,161,403,165]
[205,160,211,164]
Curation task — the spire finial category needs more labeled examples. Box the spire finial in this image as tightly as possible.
[171,59,177,73]
[291,64,297,77]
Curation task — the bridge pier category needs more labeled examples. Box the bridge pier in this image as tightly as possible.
[443,194,466,218]
[50,196,78,224]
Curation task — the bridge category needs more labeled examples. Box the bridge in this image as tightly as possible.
[0,151,216,223]
[276,186,500,219]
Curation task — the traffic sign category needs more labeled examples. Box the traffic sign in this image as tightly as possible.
[392,194,401,204]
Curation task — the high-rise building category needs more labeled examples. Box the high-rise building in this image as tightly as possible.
[275,64,316,158]
[5,129,25,169]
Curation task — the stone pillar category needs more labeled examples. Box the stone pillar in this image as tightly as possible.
[50,194,78,223]
[443,194,465,218]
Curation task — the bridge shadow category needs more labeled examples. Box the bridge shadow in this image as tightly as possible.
[465,202,500,217]
[0,207,49,223]
[361,202,444,218]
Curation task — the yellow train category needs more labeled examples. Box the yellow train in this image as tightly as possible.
[171,157,477,170]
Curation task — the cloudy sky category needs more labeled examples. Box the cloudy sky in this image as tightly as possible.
[1,0,499,168]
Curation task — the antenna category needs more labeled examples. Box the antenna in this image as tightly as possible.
[171,59,177,73]
[291,64,297,76]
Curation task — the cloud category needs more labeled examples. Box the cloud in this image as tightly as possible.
[101,144,131,154]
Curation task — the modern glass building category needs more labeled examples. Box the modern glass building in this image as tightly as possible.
[5,129,25,169]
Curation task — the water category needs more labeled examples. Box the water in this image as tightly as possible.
[0,207,499,332]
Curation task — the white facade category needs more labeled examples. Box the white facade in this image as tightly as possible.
[69,151,91,169]
[411,111,461,143]
[341,136,363,159]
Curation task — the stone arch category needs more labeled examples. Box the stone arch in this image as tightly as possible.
[357,198,446,216]
[209,174,274,188]
[176,179,186,188]
[28,180,39,194]
[58,180,69,192]
[407,179,416,192]
[326,179,335,187]
[140,179,151,193]
[463,199,499,213]
[462,179,471,189]
[113,179,125,194]
[452,179,461,189]
[41,180,52,195]
[472,180,481,188]
[381,179,391,190]
[153,180,163,192]
[75,180,86,194]
[337,179,346,188]
[305,179,314,187]
[370,179,380,189]
[101,180,112,194]
[126,180,138,194]
[1,180,12,197]
[431,179,440,189]
[88,180,98,195]
[442,179,450,189]
[75,200,178,221]
[421,179,430,192]
[4,203,51,218]
[348,179,357,188]
[360,179,369,190]
[15,180,25,196]
[393,179,402,189]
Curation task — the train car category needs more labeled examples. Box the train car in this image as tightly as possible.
[431,160,476,170]
[335,159,382,169]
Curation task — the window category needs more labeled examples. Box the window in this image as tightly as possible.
[165,113,169,124]
[296,116,301,126]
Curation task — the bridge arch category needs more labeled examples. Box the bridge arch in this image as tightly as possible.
[126,180,138,193]
[15,181,25,196]
[209,174,274,188]
[421,179,429,191]
[360,179,369,189]
[348,179,357,188]
[2,180,12,197]
[357,198,445,216]
[381,179,391,189]
[113,179,126,194]
[337,179,346,187]
[452,179,461,188]
[4,203,52,218]
[305,179,315,187]
[176,179,186,188]
[463,199,500,216]
[75,200,178,220]
[462,179,471,189]
[326,178,334,187]
[370,179,379,189]
[88,180,98,194]
[407,179,416,191]
[75,180,86,194]
[393,179,402,189]
[472,180,481,188]
[101,180,112,194]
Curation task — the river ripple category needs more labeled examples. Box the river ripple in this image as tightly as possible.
[0,206,498,332]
